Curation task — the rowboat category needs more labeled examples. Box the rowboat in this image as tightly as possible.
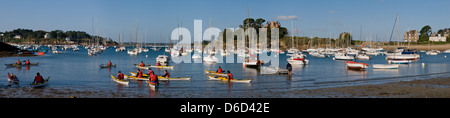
[99,64,116,68]
[124,75,149,81]
[206,75,251,83]
[388,60,411,64]
[203,69,228,76]
[129,72,191,81]
[30,76,50,88]
[5,62,39,67]
[147,65,175,69]
[373,64,399,69]
[345,61,369,71]
[111,75,129,85]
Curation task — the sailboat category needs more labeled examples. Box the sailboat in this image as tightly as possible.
[128,24,138,55]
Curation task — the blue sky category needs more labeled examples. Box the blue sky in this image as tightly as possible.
[0,0,449,42]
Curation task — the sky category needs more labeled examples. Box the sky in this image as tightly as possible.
[0,0,449,42]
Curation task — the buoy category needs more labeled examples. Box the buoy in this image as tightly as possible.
[146,55,148,58]
[445,55,447,58]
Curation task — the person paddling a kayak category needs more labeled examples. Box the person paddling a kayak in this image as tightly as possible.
[156,61,161,66]
[117,71,125,80]
[107,60,112,66]
[147,68,154,76]
[25,60,31,65]
[8,73,18,82]
[16,59,22,65]
[136,69,143,78]
[149,71,159,86]
[162,70,170,78]
[32,72,44,84]
[227,71,234,81]
[217,66,223,73]
[140,61,145,67]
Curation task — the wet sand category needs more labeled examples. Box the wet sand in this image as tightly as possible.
[1,77,449,98]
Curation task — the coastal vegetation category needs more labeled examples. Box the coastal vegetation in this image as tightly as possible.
[0,29,117,45]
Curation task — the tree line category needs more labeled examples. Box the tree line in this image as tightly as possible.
[0,29,116,45]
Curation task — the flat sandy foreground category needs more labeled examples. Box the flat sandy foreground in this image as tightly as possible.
[1,77,449,98]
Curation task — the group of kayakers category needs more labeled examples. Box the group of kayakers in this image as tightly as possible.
[216,66,234,81]
[6,72,46,85]
[15,59,32,65]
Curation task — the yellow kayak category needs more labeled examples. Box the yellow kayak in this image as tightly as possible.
[124,75,149,81]
[129,72,190,81]
[206,75,251,83]
[111,75,129,85]
[203,69,227,76]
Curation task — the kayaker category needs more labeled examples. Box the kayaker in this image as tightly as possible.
[140,61,145,67]
[227,71,234,81]
[162,70,170,78]
[136,69,143,78]
[156,61,161,66]
[147,68,154,76]
[8,73,18,82]
[149,71,158,86]
[25,60,31,65]
[107,60,112,66]
[16,59,22,65]
[32,72,44,84]
[117,71,125,80]
[286,63,292,75]
[217,66,223,73]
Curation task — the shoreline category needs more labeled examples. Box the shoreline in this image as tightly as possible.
[1,77,449,98]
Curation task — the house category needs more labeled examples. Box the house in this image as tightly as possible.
[65,37,71,41]
[404,30,419,42]
[44,33,51,39]
[13,35,21,39]
[429,33,446,42]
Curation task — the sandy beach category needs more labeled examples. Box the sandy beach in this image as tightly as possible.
[1,77,449,98]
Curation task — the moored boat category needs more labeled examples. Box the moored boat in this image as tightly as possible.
[345,61,369,71]
[388,60,411,64]
[372,64,399,69]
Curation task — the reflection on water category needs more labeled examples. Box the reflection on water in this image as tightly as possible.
[2,47,450,97]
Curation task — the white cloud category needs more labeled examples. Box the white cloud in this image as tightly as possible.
[274,15,300,20]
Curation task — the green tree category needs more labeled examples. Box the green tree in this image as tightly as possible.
[419,25,432,42]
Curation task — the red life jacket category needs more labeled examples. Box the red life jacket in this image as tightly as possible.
[117,73,124,79]
[217,68,223,73]
[140,63,145,67]
[156,62,161,66]
[17,61,21,65]
[165,72,170,78]
[227,73,233,80]
[35,75,44,82]
[107,61,111,66]
[137,71,143,78]
[150,75,158,82]
[26,61,30,65]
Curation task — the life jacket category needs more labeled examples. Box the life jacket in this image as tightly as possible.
[107,61,111,66]
[227,73,233,80]
[165,72,170,78]
[140,63,145,67]
[150,74,158,82]
[137,71,143,78]
[156,62,161,66]
[25,60,30,65]
[117,73,124,79]
[217,68,223,73]
[35,75,44,83]
[17,60,21,65]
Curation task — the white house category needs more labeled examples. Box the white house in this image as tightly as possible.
[429,33,446,42]
[44,33,51,39]
[13,35,21,39]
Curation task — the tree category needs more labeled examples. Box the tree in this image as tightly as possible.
[419,25,432,42]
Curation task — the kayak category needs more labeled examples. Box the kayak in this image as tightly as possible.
[134,64,149,69]
[147,81,157,89]
[206,75,251,83]
[30,76,50,88]
[8,77,19,85]
[99,64,116,68]
[111,75,129,85]
[147,65,175,69]
[124,75,149,81]
[157,76,191,81]
[129,72,190,81]
[5,62,39,67]
[203,69,227,76]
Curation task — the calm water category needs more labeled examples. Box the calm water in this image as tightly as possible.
[2,47,450,97]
